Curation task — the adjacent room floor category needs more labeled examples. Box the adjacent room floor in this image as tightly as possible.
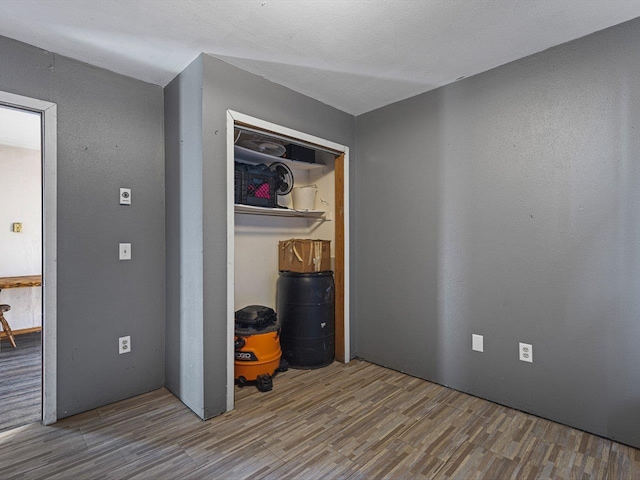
[0,359,638,479]
[0,331,41,432]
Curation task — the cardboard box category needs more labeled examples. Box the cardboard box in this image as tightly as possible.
[279,239,331,273]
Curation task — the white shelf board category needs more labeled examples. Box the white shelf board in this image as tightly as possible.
[234,204,331,220]
[234,145,324,171]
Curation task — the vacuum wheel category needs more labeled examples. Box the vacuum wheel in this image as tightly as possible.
[236,376,247,388]
[256,374,273,392]
[277,358,289,373]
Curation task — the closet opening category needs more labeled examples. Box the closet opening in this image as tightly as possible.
[226,110,350,411]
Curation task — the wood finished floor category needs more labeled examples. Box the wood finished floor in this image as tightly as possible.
[1,359,639,479]
[0,331,41,432]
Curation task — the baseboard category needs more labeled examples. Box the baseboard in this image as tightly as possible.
[0,326,42,338]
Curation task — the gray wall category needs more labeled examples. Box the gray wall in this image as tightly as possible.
[355,18,640,448]
[0,36,165,418]
[164,58,206,416]
[200,54,356,418]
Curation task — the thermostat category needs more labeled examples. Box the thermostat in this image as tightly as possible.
[120,188,131,205]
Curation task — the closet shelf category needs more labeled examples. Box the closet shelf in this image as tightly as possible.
[234,145,325,171]
[234,204,331,220]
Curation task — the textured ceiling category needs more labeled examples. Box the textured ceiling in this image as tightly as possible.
[0,1,639,115]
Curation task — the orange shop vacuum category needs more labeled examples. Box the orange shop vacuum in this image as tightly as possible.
[234,305,288,392]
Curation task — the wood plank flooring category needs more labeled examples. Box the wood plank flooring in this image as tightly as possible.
[0,331,41,432]
[0,359,639,479]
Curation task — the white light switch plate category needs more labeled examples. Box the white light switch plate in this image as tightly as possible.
[120,188,131,205]
[472,334,484,352]
[119,243,131,260]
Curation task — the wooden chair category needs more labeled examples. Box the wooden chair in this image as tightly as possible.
[0,305,16,348]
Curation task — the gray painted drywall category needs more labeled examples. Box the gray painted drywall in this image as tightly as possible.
[355,18,640,448]
[197,54,355,418]
[0,35,165,418]
[164,57,206,417]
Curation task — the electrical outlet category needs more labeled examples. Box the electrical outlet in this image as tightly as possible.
[119,336,131,354]
[519,342,533,363]
[119,243,131,260]
[12,222,22,233]
[472,334,484,352]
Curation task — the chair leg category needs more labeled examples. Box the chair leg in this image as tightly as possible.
[0,313,16,348]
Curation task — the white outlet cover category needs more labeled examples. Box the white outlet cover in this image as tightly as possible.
[472,334,484,352]
[119,335,131,354]
[119,243,132,260]
[120,188,131,205]
[519,342,533,363]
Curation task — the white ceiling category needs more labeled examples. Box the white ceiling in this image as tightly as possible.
[0,1,639,115]
[0,106,41,150]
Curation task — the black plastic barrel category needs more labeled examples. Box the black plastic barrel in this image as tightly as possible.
[277,271,335,369]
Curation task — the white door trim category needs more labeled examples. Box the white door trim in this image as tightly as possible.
[226,110,350,412]
[0,90,57,425]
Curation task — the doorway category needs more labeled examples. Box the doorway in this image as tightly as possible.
[0,90,57,427]
[0,105,42,431]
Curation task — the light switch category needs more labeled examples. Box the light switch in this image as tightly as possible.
[472,334,484,352]
[120,188,131,205]
[119,243,131,260]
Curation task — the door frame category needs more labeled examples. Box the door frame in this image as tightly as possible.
[226,110,350,411]
[0,90,57,425]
